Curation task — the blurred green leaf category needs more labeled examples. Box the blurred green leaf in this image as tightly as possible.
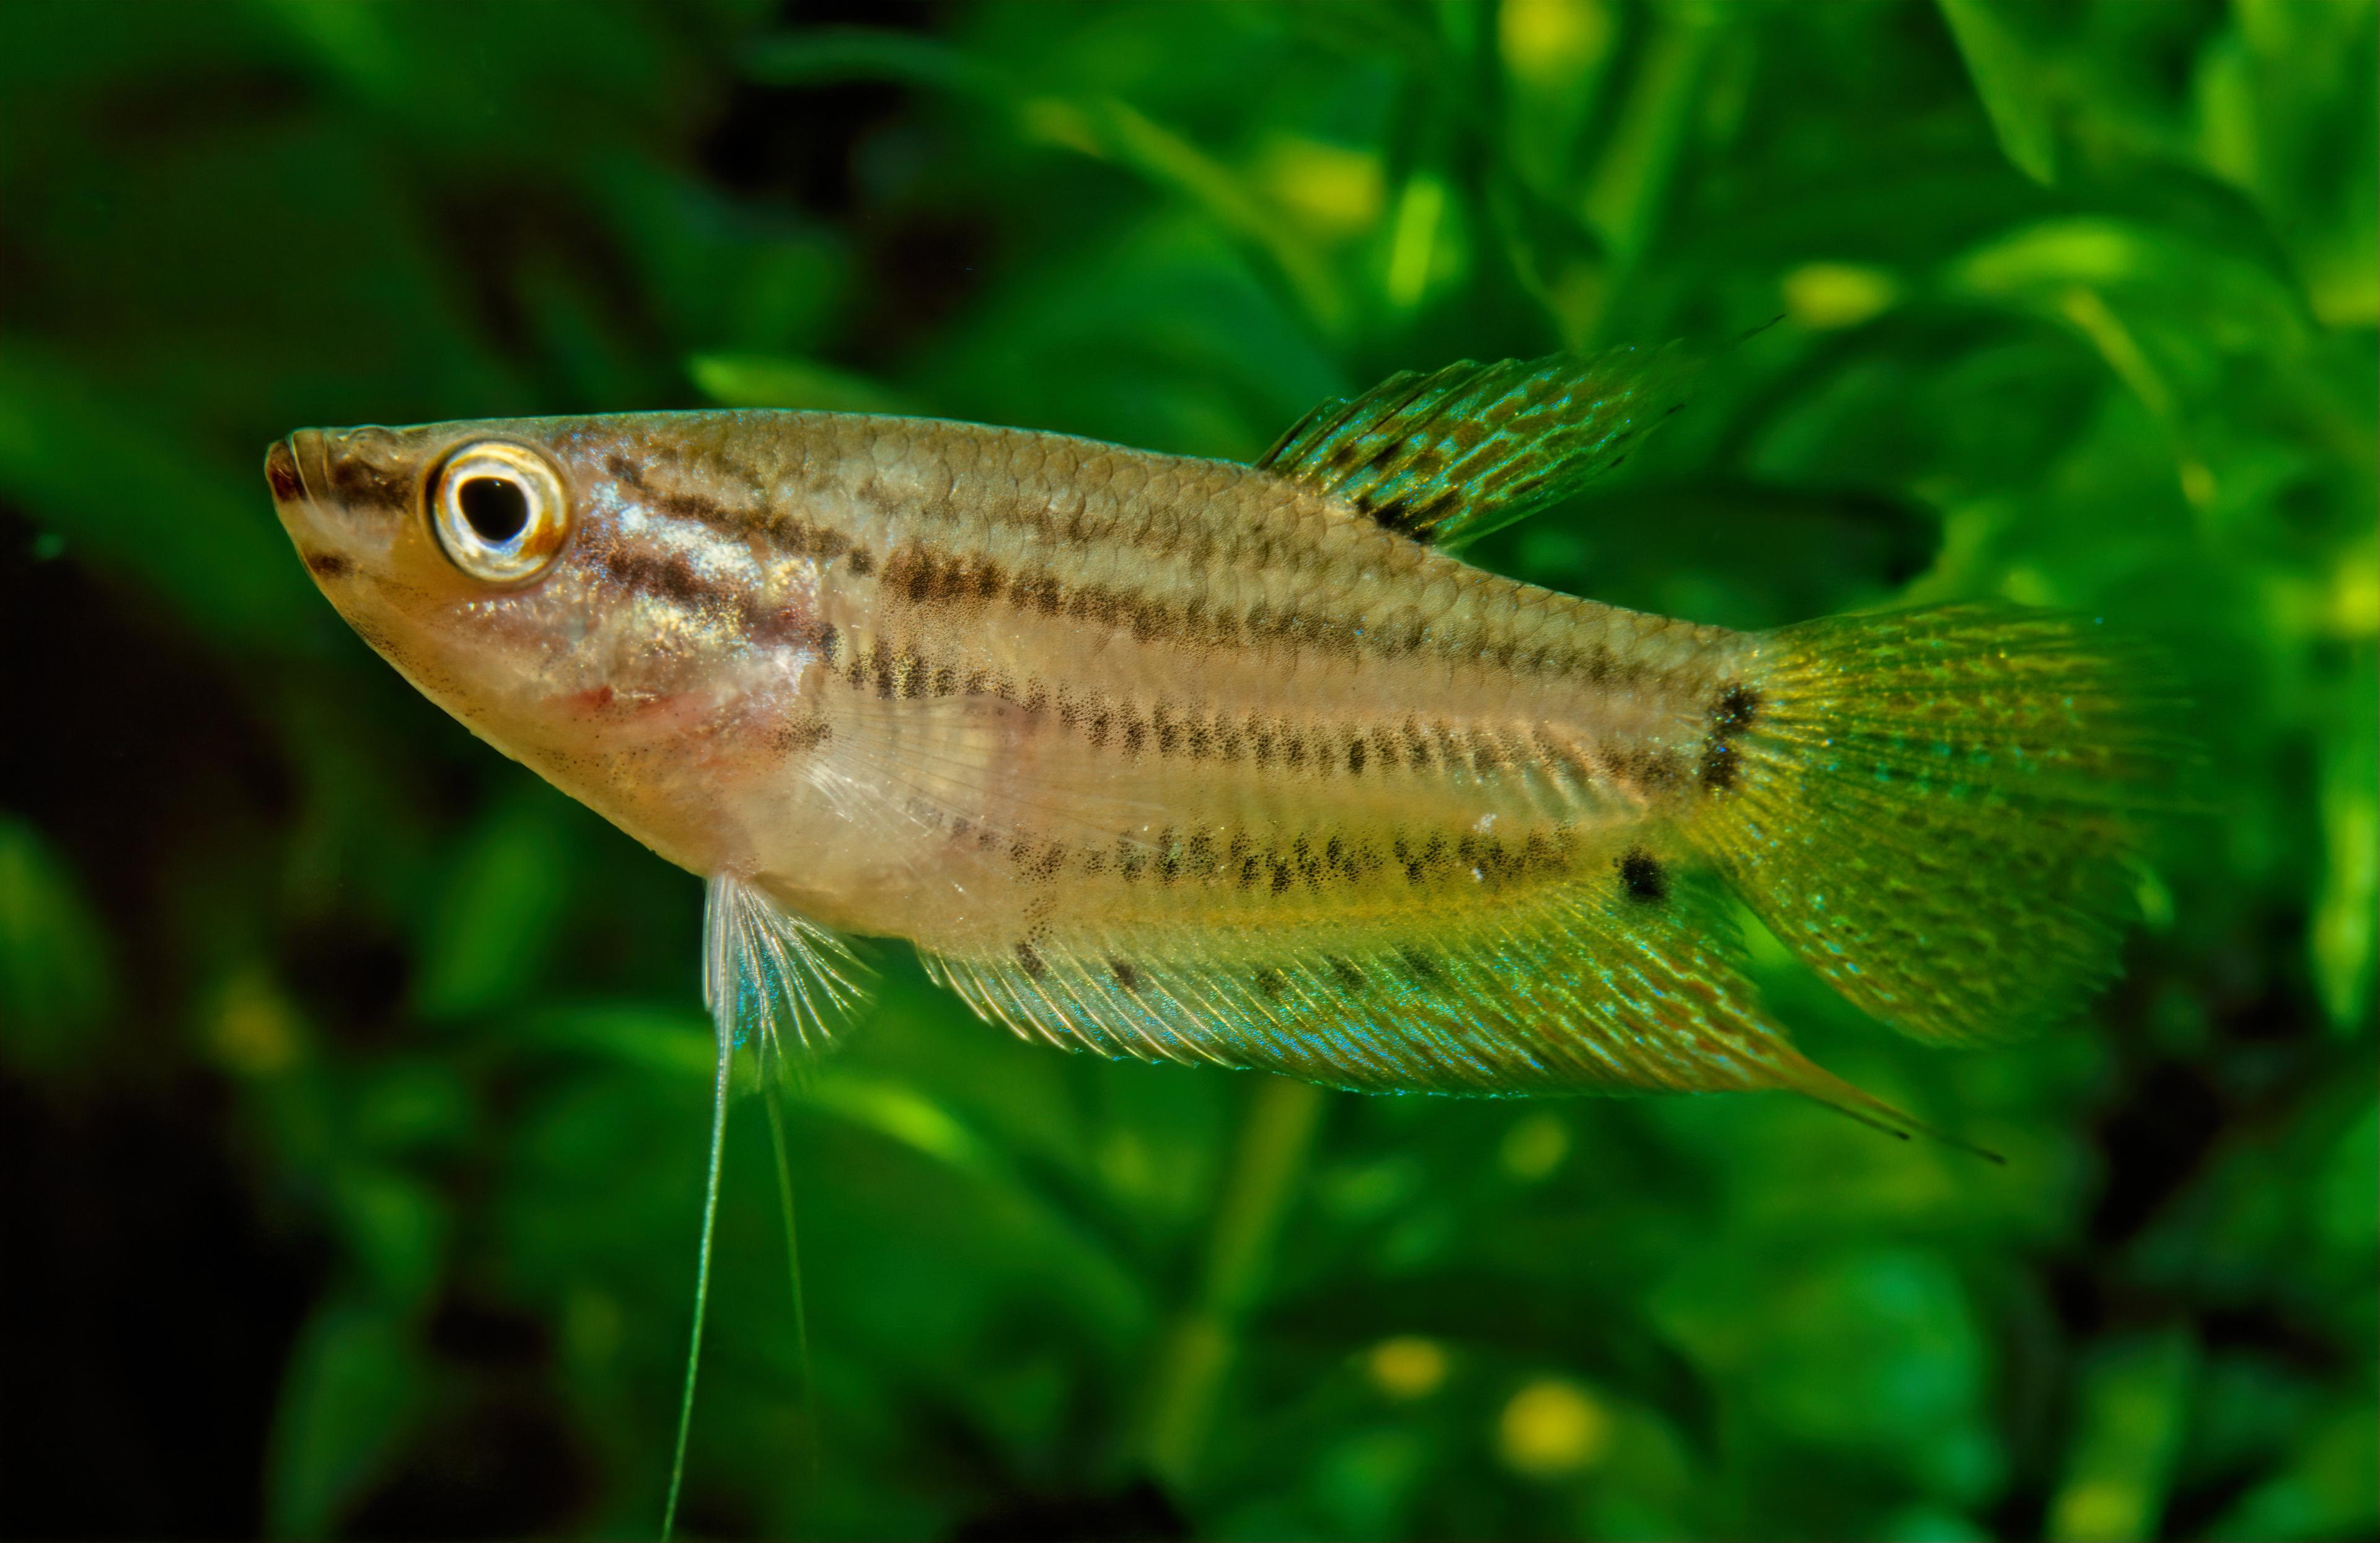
[0,814,112,1079]
[527,1001,715,1081]
[1579,4,1719,268]
[2206,1399,2380,1541]
[332,1164,448,1305]
[1658,1247,1998,1498]
[0,350,326,656]
[2048,1332,2197,1542]
[742,24,1008,99]
[266,1299,424,1541]
[689,353,913,413]
[1937,0,2059,186]
[412,783,578,1021]
[2313,654,2379,1029]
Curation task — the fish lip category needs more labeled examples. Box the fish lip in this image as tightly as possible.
[264,437,296,499]
[270,430,356,581]
[284,429,329,507]
[264,431,318,512]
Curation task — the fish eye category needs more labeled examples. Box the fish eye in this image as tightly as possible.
[430,441,571,584]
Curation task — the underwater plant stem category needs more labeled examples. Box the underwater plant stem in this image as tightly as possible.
[661,1027,736,1541]
[1136,1075,1326,1490]
[760,1077,821,1478]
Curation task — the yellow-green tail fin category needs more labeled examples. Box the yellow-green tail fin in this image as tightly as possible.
[1685,604,2172,1044]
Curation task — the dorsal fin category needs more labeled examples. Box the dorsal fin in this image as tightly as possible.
[1256,343,1695,548]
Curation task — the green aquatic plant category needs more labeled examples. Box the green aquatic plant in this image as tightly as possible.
[0,2,2370,1539]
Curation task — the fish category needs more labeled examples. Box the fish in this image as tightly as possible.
[264,345,2167,1130]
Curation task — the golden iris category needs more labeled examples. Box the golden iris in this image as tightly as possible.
[430,440,571,584]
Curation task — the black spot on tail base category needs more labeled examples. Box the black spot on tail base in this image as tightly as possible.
[1617,848,1668,904]
[1712,683,1762,737]
[1700,681,1763,792]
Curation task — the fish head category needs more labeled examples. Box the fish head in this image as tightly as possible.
[267,416,831,871]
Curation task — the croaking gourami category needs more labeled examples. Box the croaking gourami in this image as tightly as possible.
[264,346,2166,1134]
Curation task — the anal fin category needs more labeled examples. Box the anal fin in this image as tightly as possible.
[925,856,1817,1102]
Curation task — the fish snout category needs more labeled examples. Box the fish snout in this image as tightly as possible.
[265,428,342,517]
[269,428,392,581]
[264,434,307,506]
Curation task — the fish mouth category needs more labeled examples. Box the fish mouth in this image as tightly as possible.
[263,429,327,514]
[267,429,357,579]
[264,434,303,504]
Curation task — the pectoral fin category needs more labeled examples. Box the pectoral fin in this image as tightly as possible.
[669,874,852,1538]
[704,872,872,1076]
[1256,343,1696,548]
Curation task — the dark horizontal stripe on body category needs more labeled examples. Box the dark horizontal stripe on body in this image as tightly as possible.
[824,638,1667,796]
[589,536,838,654]
[599,428,1599,666]
[873,538,1660,685]
[619,477,868,566]
[606,433,1335,586]
[606,434,1722,705]
[967,816,1589,899]
[851,465,1346,586]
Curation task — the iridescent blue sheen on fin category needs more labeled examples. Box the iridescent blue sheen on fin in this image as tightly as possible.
[703,871,871,1078]
[1255,344,1696,548]
[917,843,1960,1148]
[666,874,845,1536]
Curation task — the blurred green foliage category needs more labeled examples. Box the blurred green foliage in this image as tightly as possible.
[1,1,2373,1539]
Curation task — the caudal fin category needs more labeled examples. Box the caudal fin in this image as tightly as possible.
[1684,604,2174,1044]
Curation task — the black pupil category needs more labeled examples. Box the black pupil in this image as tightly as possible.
[457,476,530,543]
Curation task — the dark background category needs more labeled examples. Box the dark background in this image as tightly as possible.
[1,1,2373,1538]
